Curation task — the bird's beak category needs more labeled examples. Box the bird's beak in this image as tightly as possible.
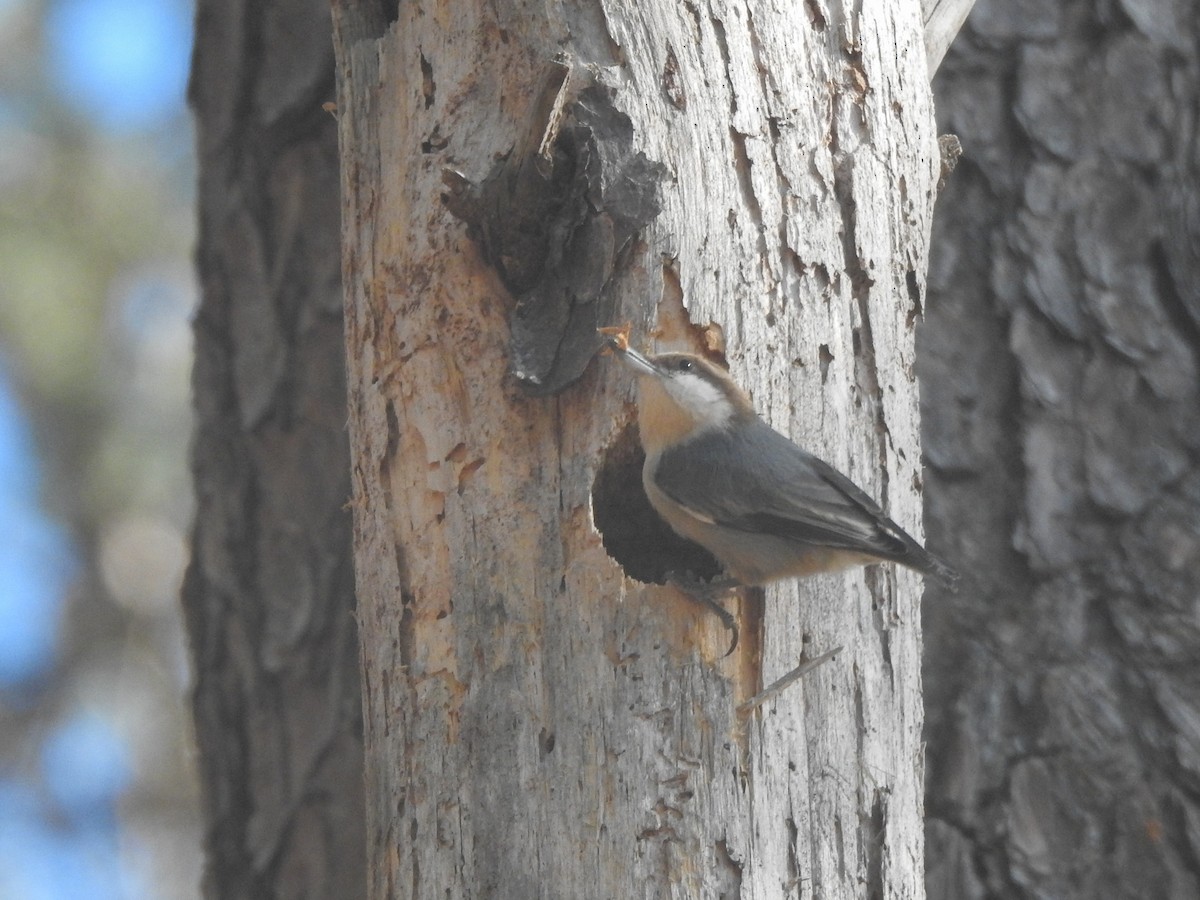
[607,341,658,376]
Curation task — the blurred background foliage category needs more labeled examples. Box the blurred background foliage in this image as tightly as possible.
[0,0,201,896]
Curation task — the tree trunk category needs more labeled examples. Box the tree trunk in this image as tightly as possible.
[186,1,365,896]
[921,1,1200,897]
[333,1,943,896]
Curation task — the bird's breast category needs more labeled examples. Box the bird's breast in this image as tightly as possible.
[635,380,707,458]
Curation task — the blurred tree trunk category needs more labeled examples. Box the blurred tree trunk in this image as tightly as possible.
[185,1,365,897]
[334,1,951,896]
[921,1,1200,897]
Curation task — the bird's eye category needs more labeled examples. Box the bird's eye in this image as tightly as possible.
[677,359,693,371]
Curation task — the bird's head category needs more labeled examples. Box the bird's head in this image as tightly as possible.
[608,343,755,456]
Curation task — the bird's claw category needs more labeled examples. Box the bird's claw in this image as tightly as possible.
[665,571,740,656]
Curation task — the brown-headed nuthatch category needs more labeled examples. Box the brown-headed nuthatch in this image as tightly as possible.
[606,339,958,589]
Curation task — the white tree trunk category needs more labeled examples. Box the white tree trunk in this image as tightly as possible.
[334,1,941,897]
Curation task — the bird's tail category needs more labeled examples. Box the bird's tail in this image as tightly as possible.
[913,548,960,591]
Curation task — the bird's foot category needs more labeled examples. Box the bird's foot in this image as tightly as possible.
[665,571,741,656]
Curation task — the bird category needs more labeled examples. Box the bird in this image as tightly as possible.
[603,336,958,592]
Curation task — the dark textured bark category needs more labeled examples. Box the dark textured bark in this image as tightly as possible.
[921,1,1200,897]
[185,1,365,896]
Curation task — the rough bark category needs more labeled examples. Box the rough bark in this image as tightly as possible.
[921,0,1200,897]
[185,1,365,896]
[334,1,941,897]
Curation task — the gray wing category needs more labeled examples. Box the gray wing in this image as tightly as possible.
[652,419,935,568]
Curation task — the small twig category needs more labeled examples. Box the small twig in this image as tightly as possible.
[737,646,843,715]
[535,61,576,175]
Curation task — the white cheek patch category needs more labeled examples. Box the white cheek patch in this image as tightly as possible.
[668,373,735,428]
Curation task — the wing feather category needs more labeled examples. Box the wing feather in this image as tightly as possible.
[651,420,911,559]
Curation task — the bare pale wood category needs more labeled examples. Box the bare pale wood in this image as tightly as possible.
[923,0,977,75]
[334,1,940,896]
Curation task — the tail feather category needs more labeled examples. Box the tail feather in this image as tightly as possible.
[911,548,960,591]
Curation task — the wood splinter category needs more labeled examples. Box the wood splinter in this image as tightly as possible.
[597,322,632,354]
[737,647,843,716]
